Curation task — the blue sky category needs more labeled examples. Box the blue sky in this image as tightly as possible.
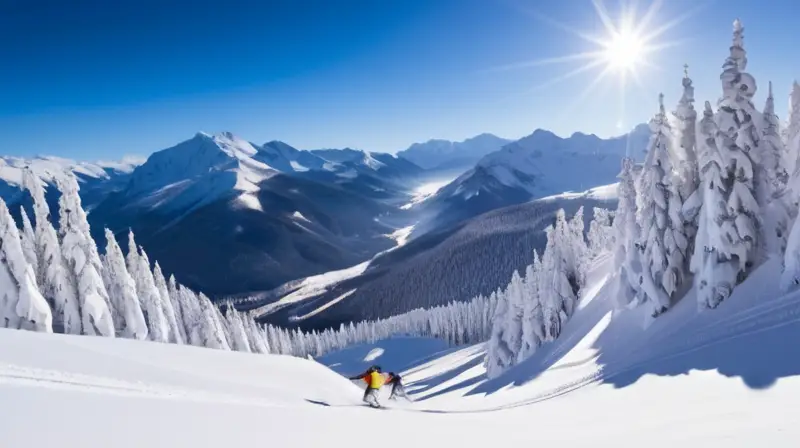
[1,0,799,160]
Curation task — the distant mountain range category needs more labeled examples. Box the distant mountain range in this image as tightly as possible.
[396,133,511,171]
[411,124,650,233]
[0,124,650,308]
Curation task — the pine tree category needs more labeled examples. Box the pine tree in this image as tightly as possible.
[760,81,791,255]
[636,93,676,314]
[126,230,168,342]
[57,175,115,336]
[689,102,738,308]
[587,208,614,257]
[485,289,513,379]
[103,228,148,340]
[784,81,800,178]
[148,256,182,344]
[0,198,53,332]
[519,252,544,361]
[611,158,643,308]
[156,264,188,344]
[23,169,80,334]
[19,207,38,279]
[716,19,762,271]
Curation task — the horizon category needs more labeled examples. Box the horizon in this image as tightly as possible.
[2,0,799,160]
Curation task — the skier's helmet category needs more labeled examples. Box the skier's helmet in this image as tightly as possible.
[371,365,382,373]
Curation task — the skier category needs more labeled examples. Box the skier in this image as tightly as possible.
[349,365,386,407]
[385,372,409,401]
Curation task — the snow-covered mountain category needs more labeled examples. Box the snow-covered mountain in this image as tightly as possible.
[416,124,650,233]
[257,140,333,173]
[0,155,142,208]
[397,133,512,171]
[88,132,414,297]
[247,185,616,328]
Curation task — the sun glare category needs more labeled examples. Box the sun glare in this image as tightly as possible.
[603,28,645,71]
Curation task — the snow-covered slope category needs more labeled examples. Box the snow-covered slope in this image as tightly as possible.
[397,133,512,171]
[417,124,650,233]
[3,253,798,447]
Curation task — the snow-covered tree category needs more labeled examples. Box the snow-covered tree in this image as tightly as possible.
[57,174,115,336]
[197,292,231,350]
[715,19,762,274]
[587,208,614,257]
[0,198,53,332]
[23,170,80,334]
[485,289,514,379]
[518,251,544,361]
[611,158,643,308]
[126,231,168,342]
[784,81,800,178]
[688,102,738,309]
[540,220,577,340]
[223,302,251,353]
[636,93,679,314]
[19,207,38,278]
[156,264,187,344]
[760,81,791,255]
[672,65,700,202]
[103,228,148,340]
[567,206,589,288]
[147,255,182,344]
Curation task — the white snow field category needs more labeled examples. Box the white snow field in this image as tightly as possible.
[3,255,800,446]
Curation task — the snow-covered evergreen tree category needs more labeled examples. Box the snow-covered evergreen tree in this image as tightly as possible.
[567,206,589,288]
[0,198,53,332]
[784,81,800,178]
[636,93,677,314]
[223,302,252,353]
[57,175,115,336]
[147,255,182,344]
[103,228,148,340]
[157,264,188,344]
[540,219,577,340]
[713,19,763,280]
[127,230,168,342]
[518,251,544,361]
[587,208,614,257]
[485,289,513,379]
[23,169,80,334]
[611,158,643,308]
[688,102,739,308]
[19,207,38,279]
[760,80,791,255]
[672,65,700,201]
[198,292,231,350]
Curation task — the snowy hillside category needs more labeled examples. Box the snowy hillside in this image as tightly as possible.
[397,133,511,171]
[3,253,798,447]
[417,124,649,232]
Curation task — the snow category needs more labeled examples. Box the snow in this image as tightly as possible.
[289,289,356,321]
[291,211,311,223]
[385,225,414,248]
[401,178,454,209]
[251,262,371,316]
[538,183,619,203]
[288,160,309,172]
[2,252,800,446]
[236,193,263,212]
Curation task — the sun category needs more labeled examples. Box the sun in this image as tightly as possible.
[603,27,645,72]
